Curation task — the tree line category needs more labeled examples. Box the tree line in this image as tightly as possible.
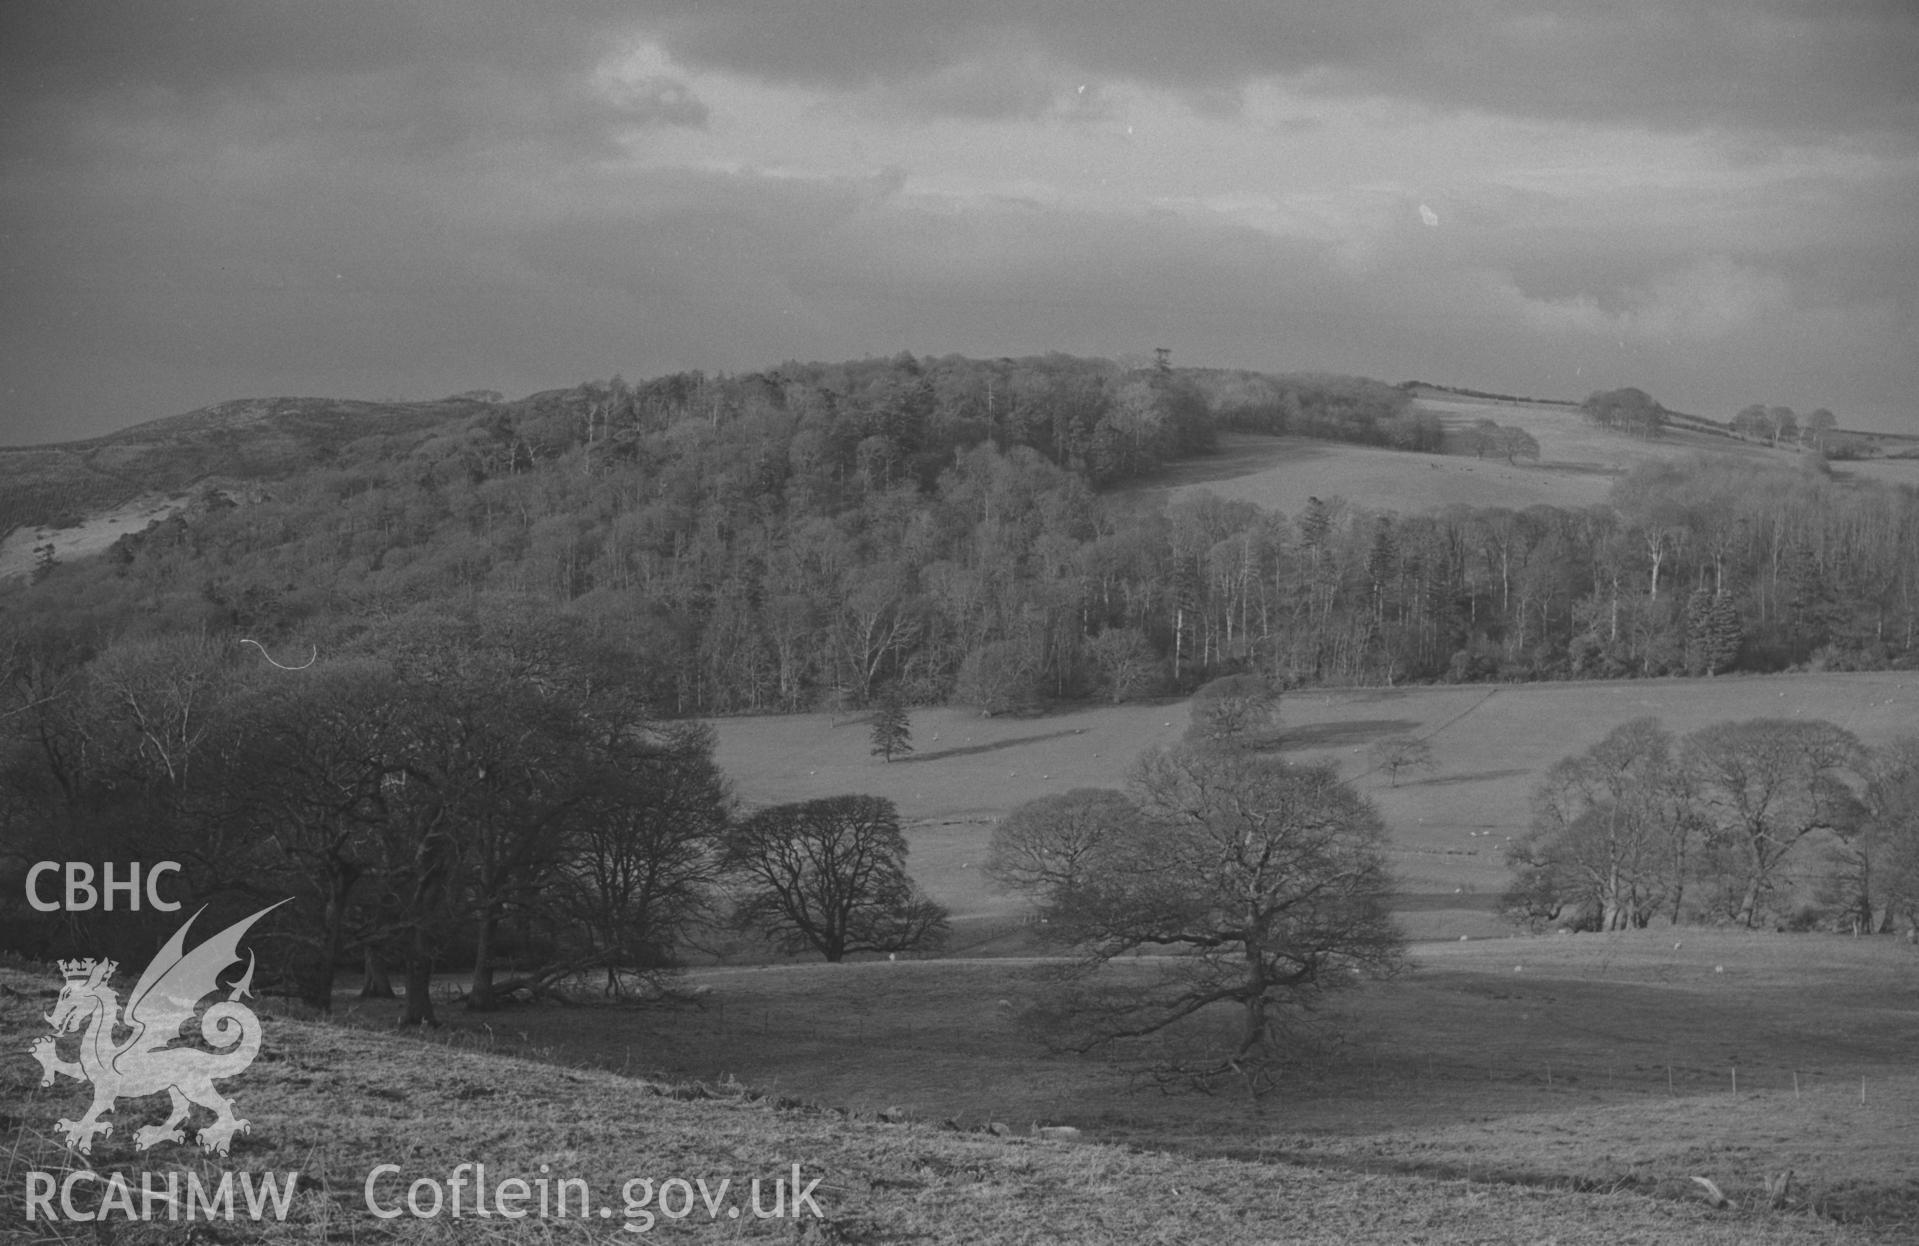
[0,607,947,1022]
[1505,717,1919,933]
[1730,403,1838,451]
[1585,386,1861,457]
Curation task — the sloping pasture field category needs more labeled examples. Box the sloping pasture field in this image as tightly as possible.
[0,492,188,581]
[1147,396,1888,517]
[709,671,1919,944]
[1151,430,1602,512]
[1829,455,1919,489]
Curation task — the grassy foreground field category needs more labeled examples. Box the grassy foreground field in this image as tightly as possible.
[310,927,1919,1236]
[5,953,1909,1244]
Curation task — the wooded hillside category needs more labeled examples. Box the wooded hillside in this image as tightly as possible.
[4,353,1915,721]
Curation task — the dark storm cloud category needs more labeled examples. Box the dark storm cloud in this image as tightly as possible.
[0,1,624,103]
[11,1,1906,141]
[0,2,1913,444]
[0,0,698,170]
[0,1,709,441]
[643,0,1919,137]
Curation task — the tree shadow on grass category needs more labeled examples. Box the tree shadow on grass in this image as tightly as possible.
[899,728,1086,764]
[1276,719,1423,750]
[1398,767,1531,787]
[1141,435,1327,489]
[1390,892,1501,912]
[1338,688,1415,703]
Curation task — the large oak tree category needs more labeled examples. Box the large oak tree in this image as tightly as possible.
[1009,746,1403,1094]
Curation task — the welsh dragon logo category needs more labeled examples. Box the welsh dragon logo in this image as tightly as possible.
[29,901,286,1156]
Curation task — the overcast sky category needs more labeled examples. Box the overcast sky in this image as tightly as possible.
[3,1,1915,444]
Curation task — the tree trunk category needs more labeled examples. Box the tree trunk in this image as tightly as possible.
[1736,873,1763,930]
[400,926,437,1026]
[307,858,360,1011]
[1601,860,1629,931]
[468,905,500,1010]
[1240,990,1269,1060]
[1239,939,1270,1059]
[360,946,394,998]
[304,959,338,1012]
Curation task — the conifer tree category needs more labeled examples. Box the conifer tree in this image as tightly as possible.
[870,685,913,762]
[1704,593,1742,675]
[1685,588,1743,675]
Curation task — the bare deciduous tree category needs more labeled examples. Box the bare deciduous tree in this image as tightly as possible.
[1503,718,1698,930]
[725,795,947,962]
[1681,718,1863,928]
[1824,736,1919,933]
[1086,627,1159,704]
[1369,735,1435,786]
[1185,674,1280,751]
[987,788,1137,896]
[568,722,731,994]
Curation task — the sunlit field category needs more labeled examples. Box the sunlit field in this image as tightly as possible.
[709,670,1919,944]
[1147,396,1801,516]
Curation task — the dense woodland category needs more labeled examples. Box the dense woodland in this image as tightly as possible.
[4,353,1915,718]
